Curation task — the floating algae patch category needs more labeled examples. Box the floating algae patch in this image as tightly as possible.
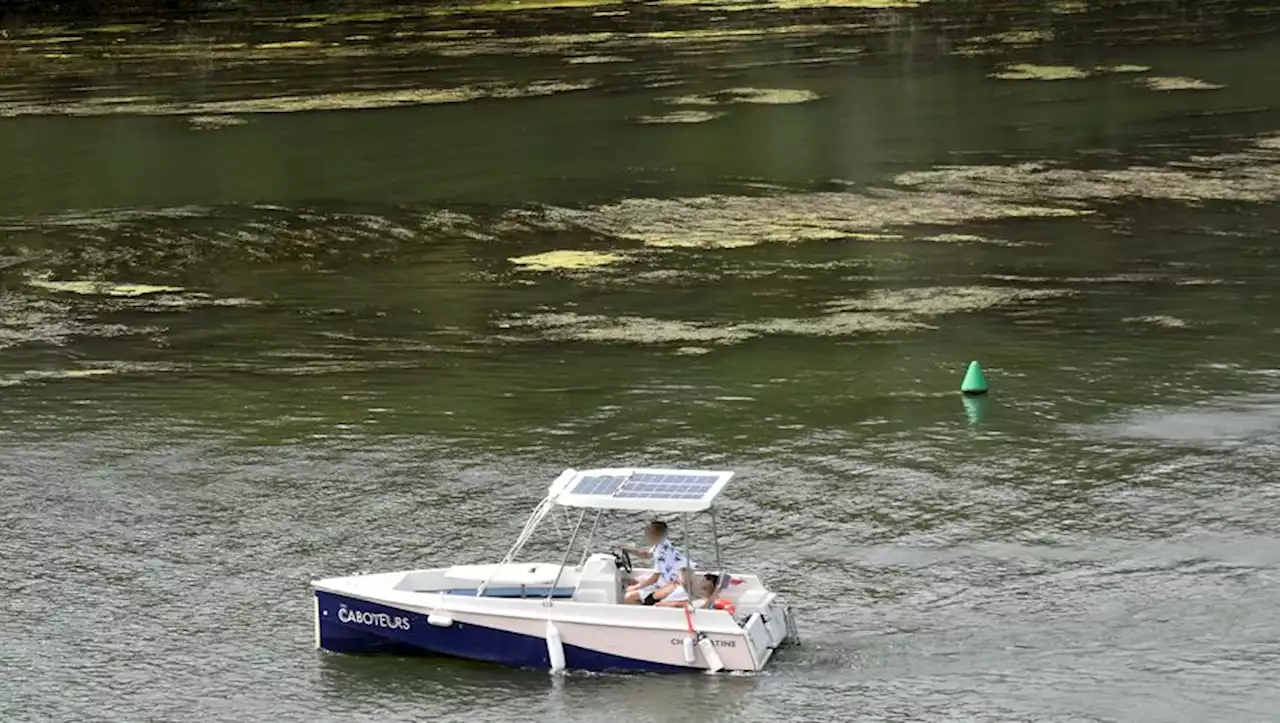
[634,23,860,44]
[987,273,1231,286]
[894,134,1280,204]
[429,31,613,57]
[0,367,118,388]
[500,312,758,344]
[132,294,261,310]
[188,115,248,130]
[186,81,598,114]
[287,9,416,24]
[967,29,1054,46]
[989,29,1053,44]
[655,0,761,5]
[723,87,820,104]
[1141,76,1224,91]
[500,285,1065,347]
[829,286,1069,316]
[951,45,1002,58]
[771,0,925,8]
[637,110,723,124]
[256,40,321,49]
[920,233,1024,246]
[566,54,632,64]
[1098,64,1151,74]
[30,368,115,379]
[631,269,717,283]
[653,0,768,8]
[664,94,720,106]
[746,312,933,336]
[463,0,622,11]
[1049,0,1087,13]
[3,205,491,287]
[84,24,154,33]
[499,309,929,345]
[16,35,83,45]
[1125,315,1190,328]
[644,235,761,249]
[658,88,823,109]
[953,30,1054,57]
[843,232,904,241]
[990,63,1090,81]
[547,188,1091,249]
[0,81,597,117]
[508,250,627,271]
[10,25,72,36]
[24,277,254,310]
[27,279,185,297]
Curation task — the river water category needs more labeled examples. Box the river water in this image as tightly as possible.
[2,3,1279,721]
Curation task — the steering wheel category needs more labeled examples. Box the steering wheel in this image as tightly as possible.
[612,548,633,574]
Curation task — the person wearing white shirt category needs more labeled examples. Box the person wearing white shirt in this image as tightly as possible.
[623,520,692,605]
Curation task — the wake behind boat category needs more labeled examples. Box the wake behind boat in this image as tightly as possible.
[311,467,799,672]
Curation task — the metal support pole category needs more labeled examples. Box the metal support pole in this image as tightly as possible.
[709,505,723,573]
[480,496,552,596]
[546,508,588,603]
[682,512,695,605]
[577,509,603,567]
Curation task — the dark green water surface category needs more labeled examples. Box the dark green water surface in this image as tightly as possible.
[2,4,1279,721]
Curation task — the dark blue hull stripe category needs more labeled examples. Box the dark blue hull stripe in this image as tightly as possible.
[315,591,687,673]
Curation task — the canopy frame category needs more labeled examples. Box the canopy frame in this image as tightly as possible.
[475,467,736,598]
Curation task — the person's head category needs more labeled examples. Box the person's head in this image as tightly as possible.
[642,519,668,544]
[698,573,721,597]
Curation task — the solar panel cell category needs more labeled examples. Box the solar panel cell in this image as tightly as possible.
[570,474,627,496]
[615,473,718,500]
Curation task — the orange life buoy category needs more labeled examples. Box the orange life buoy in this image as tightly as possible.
[711,599,736,615]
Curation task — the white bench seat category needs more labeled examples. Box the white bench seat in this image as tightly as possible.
[444,563,568,588]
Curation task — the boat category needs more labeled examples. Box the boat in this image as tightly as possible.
[310,467,800,673]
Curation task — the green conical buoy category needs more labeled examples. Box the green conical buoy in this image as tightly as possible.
[960,360,988,395]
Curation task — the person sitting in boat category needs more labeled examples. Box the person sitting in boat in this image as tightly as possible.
[623,520,691,605]
[655,572,736,614]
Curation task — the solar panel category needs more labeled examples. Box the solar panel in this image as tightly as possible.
[565,470,725,500]
[555,468,734,511]
[569,474,628,496]
[614,472,719,500]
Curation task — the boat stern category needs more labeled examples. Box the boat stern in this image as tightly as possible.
[774,599,801,647]
[739,592,799,669]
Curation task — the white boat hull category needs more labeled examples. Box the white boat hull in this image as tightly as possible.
[310,463,799,674]
[312,569,795,673]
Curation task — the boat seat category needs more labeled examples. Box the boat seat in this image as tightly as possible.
[443,586,577,599]
[572,553,622,605]
[443,563,564,588]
